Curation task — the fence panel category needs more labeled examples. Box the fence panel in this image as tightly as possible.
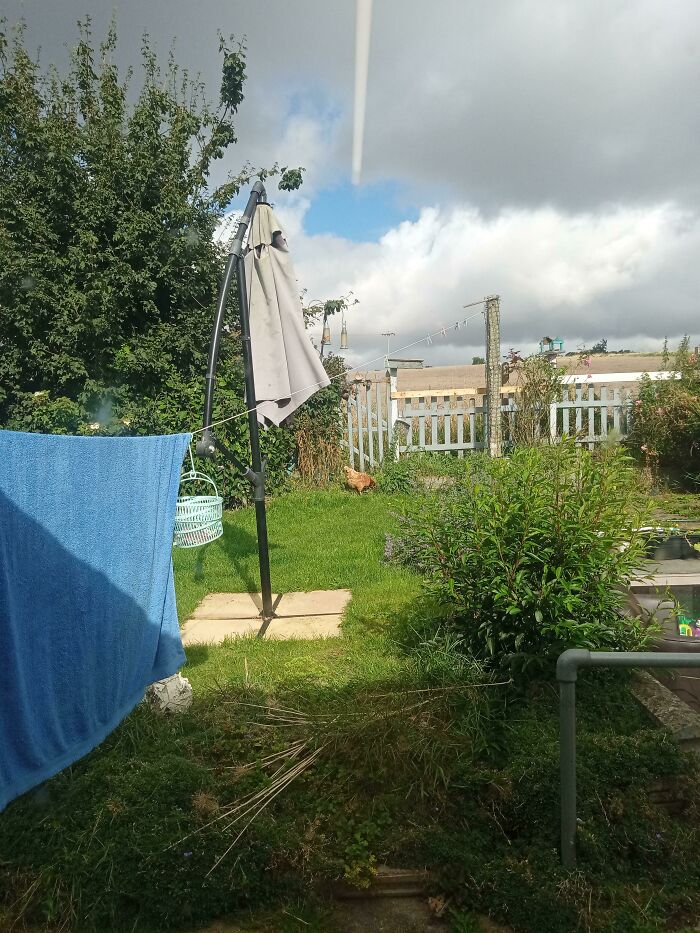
[344,384,633,466]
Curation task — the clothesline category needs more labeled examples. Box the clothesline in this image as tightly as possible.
[192,303,487,435]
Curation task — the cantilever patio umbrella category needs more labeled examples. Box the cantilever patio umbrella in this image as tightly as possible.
[197,182,328,634]
[246,203,329,426]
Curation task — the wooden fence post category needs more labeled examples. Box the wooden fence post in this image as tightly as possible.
[387,362,400,460]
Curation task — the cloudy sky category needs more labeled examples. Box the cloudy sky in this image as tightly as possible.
[5,0,700,367]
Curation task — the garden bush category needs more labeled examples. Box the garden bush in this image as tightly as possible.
[626,337,700,479]
[376,449,467,493]
[397,442,651,675]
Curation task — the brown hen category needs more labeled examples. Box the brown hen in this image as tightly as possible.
[343,466,377,494]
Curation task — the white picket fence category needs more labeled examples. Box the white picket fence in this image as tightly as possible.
[344,383,634,470]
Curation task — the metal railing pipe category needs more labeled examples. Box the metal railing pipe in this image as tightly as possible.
[557,648,700,869]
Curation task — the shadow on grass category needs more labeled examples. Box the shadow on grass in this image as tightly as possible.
[183,644,210,669]
[220,522,280,595]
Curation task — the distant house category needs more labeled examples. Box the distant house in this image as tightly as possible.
[539,335,564,354]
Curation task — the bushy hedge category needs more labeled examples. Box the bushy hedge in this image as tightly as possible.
[626,337,700,480]
[397,442,651,676]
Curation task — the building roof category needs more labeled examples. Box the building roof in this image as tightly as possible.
[392,354,666,394]
[352,354,668,393]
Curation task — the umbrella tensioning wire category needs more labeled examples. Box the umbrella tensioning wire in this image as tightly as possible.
[192,304,486,435]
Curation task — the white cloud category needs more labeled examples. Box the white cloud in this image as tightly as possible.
[283,200,700,367]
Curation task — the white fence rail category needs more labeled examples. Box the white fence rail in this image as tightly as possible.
[344,383,634,470]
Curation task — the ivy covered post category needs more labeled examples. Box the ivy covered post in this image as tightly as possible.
[485,295,502,457]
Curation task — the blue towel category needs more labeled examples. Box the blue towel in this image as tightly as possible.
[0,430,191,811]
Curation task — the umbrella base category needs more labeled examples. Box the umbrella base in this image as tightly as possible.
[181,589,351,644]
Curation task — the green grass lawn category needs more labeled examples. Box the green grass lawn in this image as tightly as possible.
[652,489,700,521]
[3,486,700,933]
[174,488,422,694]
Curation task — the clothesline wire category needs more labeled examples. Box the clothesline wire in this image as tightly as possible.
[312,298,488,339]
[191,302,487,436]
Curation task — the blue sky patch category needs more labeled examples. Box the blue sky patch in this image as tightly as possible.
[303,179,418,242]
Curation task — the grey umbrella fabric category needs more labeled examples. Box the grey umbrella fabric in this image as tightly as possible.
[244,204,330,427]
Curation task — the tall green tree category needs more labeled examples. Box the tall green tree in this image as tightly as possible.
[0,21,302,501]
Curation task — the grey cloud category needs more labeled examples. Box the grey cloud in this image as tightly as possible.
[4,0,699,359]
[6,0,700,211]
[363,0,700,211]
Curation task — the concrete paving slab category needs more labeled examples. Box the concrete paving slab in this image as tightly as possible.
[189,589,351,620]
[182,589,352,645]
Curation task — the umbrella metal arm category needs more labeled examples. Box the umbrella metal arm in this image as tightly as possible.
[197,180,275,628]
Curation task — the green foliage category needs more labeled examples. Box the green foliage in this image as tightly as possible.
[0,21,302,504]
[301,290,357,327]
[626,337,700,474]
[376,449,467,493]
[293,354,347,485]
[427,673,699,933]
[397,442,652,675]
[376,452,415,493]
[509,353,565,447]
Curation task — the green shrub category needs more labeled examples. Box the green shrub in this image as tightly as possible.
[626,337,700,475]
[397,442,651,675]
[375,453,415,493]
[376,450,466,493]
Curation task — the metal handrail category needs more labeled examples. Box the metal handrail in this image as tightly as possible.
[557,648,700,868]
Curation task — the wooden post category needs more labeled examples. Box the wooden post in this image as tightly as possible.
[387,362,400,460]
[485,295,502,457]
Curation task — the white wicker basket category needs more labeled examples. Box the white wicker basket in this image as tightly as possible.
[174,471,223,548]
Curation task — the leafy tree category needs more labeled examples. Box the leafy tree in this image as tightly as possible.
[590,338,608,354]
[0,20,303,503]
[471,356,485,365]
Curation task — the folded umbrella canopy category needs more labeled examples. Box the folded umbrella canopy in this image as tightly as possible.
[199,182,331,630]
[246,204,330,427]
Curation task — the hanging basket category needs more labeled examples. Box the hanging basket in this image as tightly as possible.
[174,470,223,549]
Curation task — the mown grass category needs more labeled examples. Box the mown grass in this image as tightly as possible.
[2,485,700,933]
[173,488,418,623]
[652,489,700,521]
[174,488,421,696]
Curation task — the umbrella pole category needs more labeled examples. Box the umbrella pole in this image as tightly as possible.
[234,250,275,628]
[197,180,275,627]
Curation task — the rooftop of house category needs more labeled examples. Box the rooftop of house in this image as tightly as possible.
[354,353,669,392]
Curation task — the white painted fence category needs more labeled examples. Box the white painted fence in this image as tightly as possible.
[344,382,636,470]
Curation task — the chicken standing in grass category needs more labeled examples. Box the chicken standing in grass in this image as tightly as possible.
[343,466,377,494]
